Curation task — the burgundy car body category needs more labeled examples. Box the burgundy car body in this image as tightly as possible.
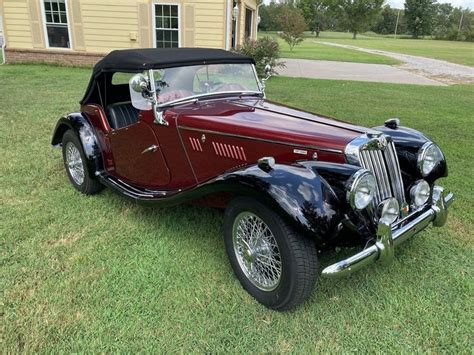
[81,99,359,190]
[52,48,453,282]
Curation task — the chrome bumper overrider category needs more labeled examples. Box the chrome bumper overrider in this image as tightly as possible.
[321,186,454,278]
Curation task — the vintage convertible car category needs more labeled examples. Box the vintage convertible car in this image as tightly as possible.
[52,48,453,311]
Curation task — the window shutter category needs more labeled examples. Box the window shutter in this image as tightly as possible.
[70,0,85,50]
[184,4,195,47]
[28,0,44,47]
[138,3,151,47]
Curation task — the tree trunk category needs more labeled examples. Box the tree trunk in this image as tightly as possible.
[352,31,357,39]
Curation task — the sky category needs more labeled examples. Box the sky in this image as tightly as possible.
[264,0,474,9]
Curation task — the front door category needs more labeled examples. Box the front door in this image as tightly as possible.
[109,119,170,187]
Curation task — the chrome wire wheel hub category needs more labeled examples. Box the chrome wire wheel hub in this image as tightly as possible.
[232,212,282,291]
[65,142,84,185]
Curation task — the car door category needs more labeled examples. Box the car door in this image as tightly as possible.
[109,116,170,187]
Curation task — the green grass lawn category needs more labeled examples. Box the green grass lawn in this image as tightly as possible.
[260,32,400,65]
[1,64,473,352]
[312,31,474,67]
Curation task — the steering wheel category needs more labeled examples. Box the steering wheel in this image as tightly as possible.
[214,83,247,92]
[199,80,223,93]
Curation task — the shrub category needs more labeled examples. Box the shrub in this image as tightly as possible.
[236,37,285,77]
[277,5,306,50]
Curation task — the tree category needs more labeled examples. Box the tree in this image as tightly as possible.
[404,0,436,38]
[277,5,307,50]
[297,0,329,37]
[448,7,474,41]
[432,3,454,39]
[372,5,405,35]
[329,0,384,39]
[237,37,286,76]
[258,3,281,31]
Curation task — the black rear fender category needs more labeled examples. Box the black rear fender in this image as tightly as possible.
[51,113,103,178]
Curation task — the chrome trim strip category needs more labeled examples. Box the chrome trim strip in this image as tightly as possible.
[178,126,344,154]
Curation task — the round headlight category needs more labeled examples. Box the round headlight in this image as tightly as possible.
[417,142,444,177]
[410,180,430,207]
[347,170,376,210]
[379,198,400,225]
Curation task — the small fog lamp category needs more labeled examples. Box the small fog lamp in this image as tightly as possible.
[410,180,430,207]
[379,198,400,225]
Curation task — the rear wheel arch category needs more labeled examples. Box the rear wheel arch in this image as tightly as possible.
[51,122,71,146]
[52,114,104,178]
[61,130,103,195]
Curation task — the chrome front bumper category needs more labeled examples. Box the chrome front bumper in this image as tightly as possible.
[322,186,454,278]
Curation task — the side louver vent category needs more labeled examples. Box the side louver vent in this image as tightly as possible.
[189,137,203,152]
[212,142,247,161]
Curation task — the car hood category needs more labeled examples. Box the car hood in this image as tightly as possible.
[176,98,366,154]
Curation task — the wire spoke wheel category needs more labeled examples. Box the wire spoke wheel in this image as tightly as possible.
[232,212,282,291]
[65,142,84,185]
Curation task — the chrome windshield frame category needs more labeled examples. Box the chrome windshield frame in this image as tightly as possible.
[148,63,263,108]
[146,63,264,124]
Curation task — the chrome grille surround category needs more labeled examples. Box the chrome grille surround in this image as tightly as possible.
[345,131,406,208]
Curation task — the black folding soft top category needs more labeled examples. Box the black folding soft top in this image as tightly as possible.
[93,48,254,73]
[81,48,255,105]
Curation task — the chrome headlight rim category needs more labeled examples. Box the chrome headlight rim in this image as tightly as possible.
[417,142,444,177]
[347,169,376,210]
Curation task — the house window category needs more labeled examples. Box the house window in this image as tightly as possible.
[244,8,253,39]
[154,4,179,48]
[42,0,70,48]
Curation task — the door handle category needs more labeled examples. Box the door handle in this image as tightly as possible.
[141,145,159,154]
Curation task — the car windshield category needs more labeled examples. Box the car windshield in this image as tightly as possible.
[152,63,261,105]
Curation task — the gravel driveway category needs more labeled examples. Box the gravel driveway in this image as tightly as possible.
[280,58,445,85]
[318,41,474,84]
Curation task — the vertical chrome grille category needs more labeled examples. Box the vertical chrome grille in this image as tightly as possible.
[359,141,406,206]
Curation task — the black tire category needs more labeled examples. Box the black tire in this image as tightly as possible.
[61,130,103,195]
[224,197,318,311]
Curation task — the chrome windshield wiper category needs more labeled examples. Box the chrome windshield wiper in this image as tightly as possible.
[157,91,264,109]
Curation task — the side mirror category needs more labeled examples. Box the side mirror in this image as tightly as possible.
[130,74,149,94]
[264,64,272,77]
[129,74,152,111]
[260,64,272,96]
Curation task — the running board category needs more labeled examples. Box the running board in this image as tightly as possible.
[96,172,213,206]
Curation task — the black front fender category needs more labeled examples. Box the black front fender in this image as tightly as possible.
[51,113,103,178]
[375,125,448,184]
[216,161,363,245]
